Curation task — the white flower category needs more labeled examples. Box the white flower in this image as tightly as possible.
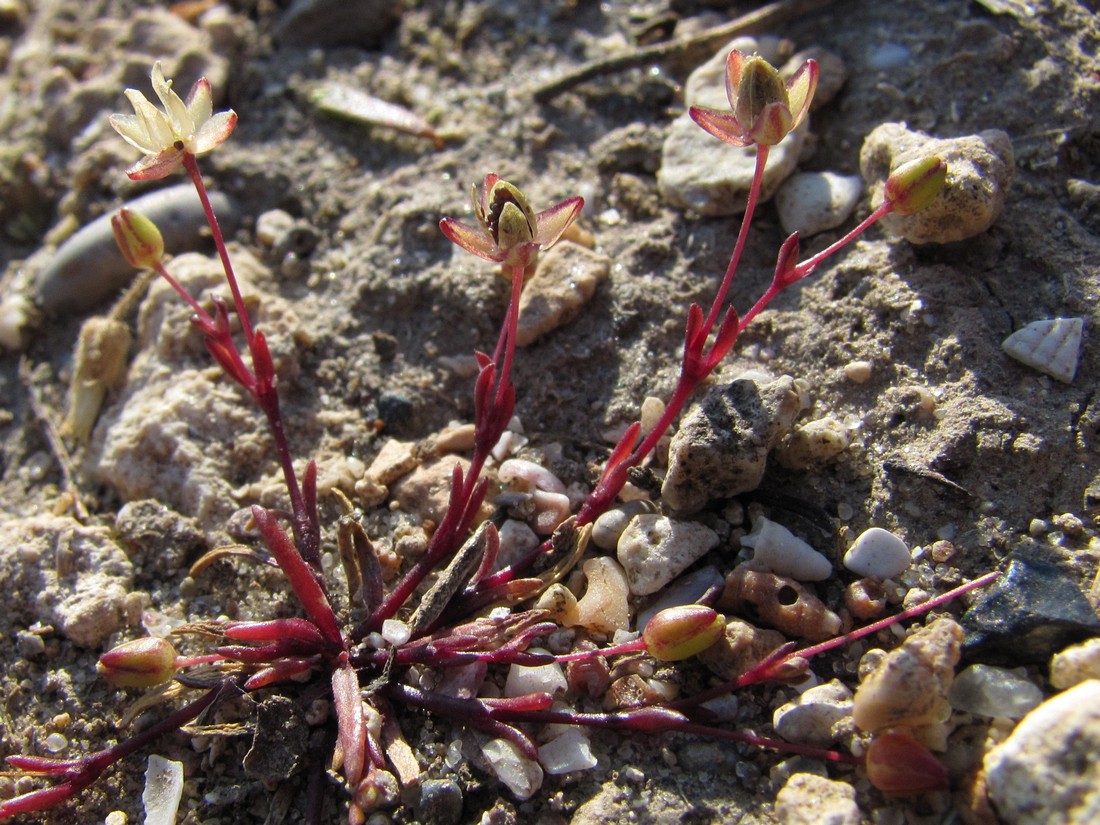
[109,62,237,180]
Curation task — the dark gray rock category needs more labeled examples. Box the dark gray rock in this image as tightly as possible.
[274,0,401,49]
[961,542,1100,665]
[35,184,238,316]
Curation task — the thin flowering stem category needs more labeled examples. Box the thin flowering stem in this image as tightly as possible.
[183,153,253,345]
[787,200,894,284]
[494,263,525,408]
[737,200,895,333]
[151,261,217,329]
[702,146,769,337]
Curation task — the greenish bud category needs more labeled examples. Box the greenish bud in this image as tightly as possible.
[884,156,947,216]
[643,605,724,662]
[111,208,164,269]
[97,636,178,688]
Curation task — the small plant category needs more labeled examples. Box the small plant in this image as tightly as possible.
[1,54,987,822]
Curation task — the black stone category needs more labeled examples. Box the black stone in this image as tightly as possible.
[961,541,1100,665]
[412,778,464,825]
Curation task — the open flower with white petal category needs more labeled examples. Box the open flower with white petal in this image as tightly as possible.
[109,62,237,181]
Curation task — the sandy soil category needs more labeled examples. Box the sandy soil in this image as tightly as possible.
[1,0,1098,822]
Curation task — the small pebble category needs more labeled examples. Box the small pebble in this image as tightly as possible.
[961,543,1100,664]
[516,243,609,347]
[412,779,463,825]
[481,738,543,801]
[255,209,296,247]
[44,733,68,753]
[984,679,1100,825]
[504,655,567,699]
[773,680,854,747]
[591,500,655,551]
[36,184,238,315]
[775,172,863,237]
[538,727,597,775]
[860,122,1014,244]
[617,514,720,595]
[948,663,1043,719]
[843,527,912,579]
[1050,638,1100,689]
[498,458,566,494]
[852,617,963,732]
[741,516,832,581]
[775,773,860,825]
[775,416,850,470]
[1002,318,1084,384]
[662,375,803,514]
[843,360,873,384]
[574,557,631,633]
[274,0,401,47]
[496,519,539,570]
[867,42,911,71]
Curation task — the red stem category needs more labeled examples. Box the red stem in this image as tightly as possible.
[183,153,253,344]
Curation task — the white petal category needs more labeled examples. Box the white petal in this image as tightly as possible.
[126,91,176,151]
[151,62,194,137]
[189,110,236,154]
[109,113,158,154]
[186,78,213,128]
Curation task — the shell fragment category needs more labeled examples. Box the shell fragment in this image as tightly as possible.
[1001,318,1083,384]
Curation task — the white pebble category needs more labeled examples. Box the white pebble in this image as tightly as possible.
[381,619,411,646]
[775,171,863,237]
[773,680,854,747]
[498,458,566,494]
[617,514,720,595]
[843,360,873,384]
[1051,638,1100,689]
[741,516,832,581]
[842,527,912,579]
[591,500,655,551]
[504,653,567,698]
[496,519,540,570]
[531,490,571,535]
[538,727,597,775]
[143,755,185,825]
[481,739,543,800]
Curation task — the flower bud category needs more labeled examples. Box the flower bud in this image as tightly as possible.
[865,731,949,793]
[97,636,178,688]
[111,208,164,269]
[883,156,947,216]
[643,605,724,661]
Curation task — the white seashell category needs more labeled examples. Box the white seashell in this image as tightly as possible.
[1001,317,1083,384]
[741,516,833,581]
